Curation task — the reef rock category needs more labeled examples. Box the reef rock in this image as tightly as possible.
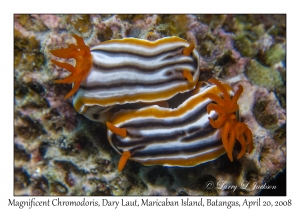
[14,14,286,196]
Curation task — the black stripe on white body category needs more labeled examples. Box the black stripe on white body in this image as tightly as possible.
[72,37,200,122]
[107,85,226,167]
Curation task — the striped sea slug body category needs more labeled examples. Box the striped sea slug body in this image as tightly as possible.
[50,35,200,123]
[106,83,233,171]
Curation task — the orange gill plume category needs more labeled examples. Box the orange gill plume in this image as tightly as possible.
[50,34,92,99]
[203,78,253,162]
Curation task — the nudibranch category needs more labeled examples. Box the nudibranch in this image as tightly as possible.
[203,79,253,162]
[106,82,231,171]
[50,35,200,123]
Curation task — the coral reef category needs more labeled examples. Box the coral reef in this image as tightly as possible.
[14,14,286,196]
[245,59,283,90]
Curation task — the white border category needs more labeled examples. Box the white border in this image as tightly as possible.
[2,0,298,209]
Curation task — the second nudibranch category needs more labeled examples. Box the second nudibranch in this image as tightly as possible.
[50,35,200,123]
[107,79,253,171]
[106,82,230,171]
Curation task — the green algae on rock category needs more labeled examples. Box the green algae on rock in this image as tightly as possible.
[264,43,285,66]
[233,24,266,58]
[156,15,189,38]
[117,14,146,23]
[16,14,48,32]
[65,15,92,34]
[97,26,113,42]
[234,36,258,57]
[14,30,45,71]
[245,59,283,90]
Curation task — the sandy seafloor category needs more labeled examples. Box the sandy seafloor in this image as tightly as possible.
[14,14,286,196]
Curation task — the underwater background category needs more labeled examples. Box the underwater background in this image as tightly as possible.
[14,14,286,196]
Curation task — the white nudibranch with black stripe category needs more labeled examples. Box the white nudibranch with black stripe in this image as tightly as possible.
[50,35,200,123]
[106,83,232,171]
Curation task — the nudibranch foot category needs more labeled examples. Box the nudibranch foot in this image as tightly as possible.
[106,121,127,138]
[205,78,253,162]
[50,34,92,99]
